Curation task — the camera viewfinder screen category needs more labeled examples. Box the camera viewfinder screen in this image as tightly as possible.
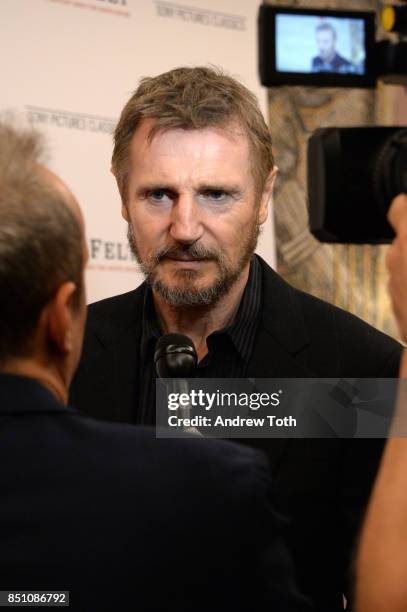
[276,14,366,75]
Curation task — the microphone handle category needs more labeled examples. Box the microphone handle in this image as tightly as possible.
[168,378,202,436]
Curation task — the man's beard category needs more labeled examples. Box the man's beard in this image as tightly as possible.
[127,221,261,308]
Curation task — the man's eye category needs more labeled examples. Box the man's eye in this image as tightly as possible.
[148,190,171,203]
[204,190,228,202]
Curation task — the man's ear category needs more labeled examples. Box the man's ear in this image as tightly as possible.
[46,282,78,355]
[258,166,279,226]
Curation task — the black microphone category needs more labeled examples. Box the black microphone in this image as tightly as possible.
[154,333,197,378]
[154,334,199,434]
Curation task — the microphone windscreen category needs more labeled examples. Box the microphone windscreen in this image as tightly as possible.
[154,333,197,378]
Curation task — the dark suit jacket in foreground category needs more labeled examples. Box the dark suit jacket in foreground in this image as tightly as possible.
[0,373,309,612]
[71,256,402,611]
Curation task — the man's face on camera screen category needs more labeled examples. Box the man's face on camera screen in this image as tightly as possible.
[317,30,336,62]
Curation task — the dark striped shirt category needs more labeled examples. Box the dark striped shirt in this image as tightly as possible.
[136,254,262,424]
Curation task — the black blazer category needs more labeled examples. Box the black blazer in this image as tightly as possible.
[312,53,353,73]
[0,373,309,612]
[71,256,402,612]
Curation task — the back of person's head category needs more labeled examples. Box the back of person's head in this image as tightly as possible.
[112,65,275,201]
[0,119,85,376]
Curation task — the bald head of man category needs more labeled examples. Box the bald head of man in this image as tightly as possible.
[0,120,87,404]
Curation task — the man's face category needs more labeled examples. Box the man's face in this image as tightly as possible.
[317,29,336,62]
[122,118,272,307]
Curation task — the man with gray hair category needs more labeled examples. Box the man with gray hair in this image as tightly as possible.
[0,120,310,611]
[70,65,402,612]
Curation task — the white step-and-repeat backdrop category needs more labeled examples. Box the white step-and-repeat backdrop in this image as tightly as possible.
[1,0,275,303]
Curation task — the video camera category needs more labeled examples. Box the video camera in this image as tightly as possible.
[308,126,407,243]
[258,3,407,244]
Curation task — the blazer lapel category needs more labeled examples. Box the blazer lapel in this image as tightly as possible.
[246,331,313,473]
[247,331,313,378]
[246,258,314,470]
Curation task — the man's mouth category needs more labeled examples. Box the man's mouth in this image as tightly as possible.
[164,255,207,262]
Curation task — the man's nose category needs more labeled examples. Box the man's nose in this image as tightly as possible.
[169,194,203,244]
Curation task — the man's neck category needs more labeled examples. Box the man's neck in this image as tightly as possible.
[0,358,68,405]
[152,262,251,361]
